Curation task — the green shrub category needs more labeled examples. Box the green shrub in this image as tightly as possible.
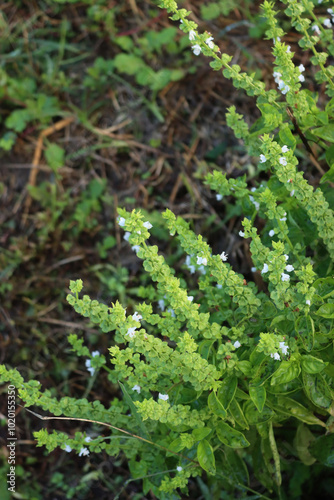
[2,0,334,498]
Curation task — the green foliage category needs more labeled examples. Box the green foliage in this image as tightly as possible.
[3,0,334,499]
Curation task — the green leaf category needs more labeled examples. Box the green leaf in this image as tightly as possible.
[275,396,326,427]
[279,123,297,149]
[310,433,334,467]
[45,143,65,170]
[224,447,249,486]
[216,421,250,448]
[208,391,227,419]
[197,440,216,475]
[302,372,333,410]
[271,361,301,386]
[118,382,150,439]
[295,424,316,466]
[312,123,334,142]
[268,422,281,486]
[192,427,212,442]
[315,303,334,319]
[243,400,274,425]
[295,315,314,351]
[249,384,266,412]
[217,375,237,409]
[228,399,249,430]
[301,355,328,374]
[312,277,334,301]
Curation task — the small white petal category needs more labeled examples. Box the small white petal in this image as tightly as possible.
[78,447,90,457]
[290,189,295,196]
[281,272,290,282]
[124,232,131,241]
[132,385,141,394]
[261,263,269,274]
[159,393,169,401]
[192,44,201,56]
[269,230,275,237]
[239,231,245,238]
[251,267,257,272]
[279,342,289,355]
[306,299,311,306]
[187,296,194,302]
[284,254,289,261]
[64,444,72,453]
[177,466,183,472]
[233,341,241,348]
[281,145,289,153]
[216,194,223,201]
[189,30,196,41]
[285,264,294,272]
[279,157,287,166]
[143,221,152,229]
[298,74,305,82]
[220,251,228,261]
[259,154,267,163]
[158,299,165,311]
[216,284,222,289]
[127,327,137,338]
[323,18,332,28]
[118,217,126,227]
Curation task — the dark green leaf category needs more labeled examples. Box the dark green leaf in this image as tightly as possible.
[271,361,301,386]
[249,384,266,412]
[208,391,227,419]
[216,421,250,448]
[310,433,334,467]
[217,375,237,409]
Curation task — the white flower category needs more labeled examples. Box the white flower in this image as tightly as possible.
[239,231,245,238]
[284,254,289,261]
[323,18,332,28]
[189,30,196,41]
[281,145,289,153]
[290,189,295,196]
[280,216,287,221]
[281,84,290,94]
[85,359,95,377]
[306,299,311,306]
[281,272,290,282]
[132,311,142,322]
[298,64,305,73]
[251,267,257,272]
[269,229,275,237]
[271,352,281,361]
[312,24,321,35]
[118,217,126,227]
[205,36,215,49]
[286,45,291,53]
[279,342,289,355]
[285,264,294,272]
[124,231,131,241]
[192,44,201,56]
[64,444,72,453]
[177,466,183,472]
[92,351,100,357]
[261,263,269,274]
[187,296,193,302]
[249,195,260,211]
[143,221,152,229]
[279,157,287,166]
[197,256,207,266]
[233,341,241,348]
[131,245,140,253]
[220,251,228,261]
[84,436,92,443]
[132,385,141,394]
[126,327,137,338]
[158,299,165,311]
[216,194,223,201]
[167,308,176,317]
[78,447,90,457]
[216,284,222,289]
[328,8,333,15]
[299,74,305,82]
[259,154,267,163]
[273,71,281,83]
[159,393,169,401]
[137,230,141,235]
